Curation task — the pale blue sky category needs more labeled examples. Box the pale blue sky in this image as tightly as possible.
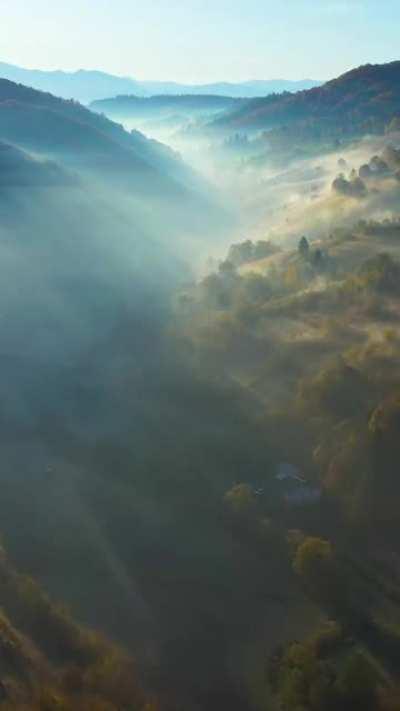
[1,0,399,82]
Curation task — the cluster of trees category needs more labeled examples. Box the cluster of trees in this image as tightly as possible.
[269,630,386,711]
[359,154,391,179]
[200,261,273,316]
[332,145,400,198]
[336,253,400,300]
[358,217,400,238]
[298,236,325,268]
[357,253,400,293]
[216,61,400,142]
[227,239,279,267]
[265,531,400,711]
[0,546,155,711]
[332,173,367,198]
[198,235,329,321]
[189,220,400,530]
[334,146,400,198]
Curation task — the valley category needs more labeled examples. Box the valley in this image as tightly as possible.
[1,54,400,711]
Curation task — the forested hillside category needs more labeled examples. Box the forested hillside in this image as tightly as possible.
[209,61,400,135]
[173,139,400,709]
[91,94,241,115]
[0,77,203,194]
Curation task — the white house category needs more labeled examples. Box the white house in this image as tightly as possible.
[276,462,321,508]
[276,462,306,483]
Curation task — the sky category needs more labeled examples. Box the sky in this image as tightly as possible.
[1,0,399,83]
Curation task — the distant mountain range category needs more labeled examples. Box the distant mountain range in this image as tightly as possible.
[0,62,321,103]
[133,78,322,99]
[207,61,400,135]
[90,94,243,122]
[89,94,242,129]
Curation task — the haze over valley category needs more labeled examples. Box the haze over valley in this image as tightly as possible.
[2,2,400,710]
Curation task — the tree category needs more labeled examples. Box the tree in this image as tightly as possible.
[227,240,254,267]
[298,236,310,259]
[274,640,339,711]
[293,537,334,581]
[369,155,390,175]
[332,174,367,198]
[224,483,256,518]
[382,145,400,169]
[293,536,370,626]
[359,163,372,179]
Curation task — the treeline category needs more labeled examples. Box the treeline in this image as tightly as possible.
[332,146,400,199]
[0,543,157,710]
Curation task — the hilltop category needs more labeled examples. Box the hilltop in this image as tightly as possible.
[209,61,400,135]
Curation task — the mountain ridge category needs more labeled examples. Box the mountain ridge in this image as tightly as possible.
[0,61,321,102]
[207,60,400,134]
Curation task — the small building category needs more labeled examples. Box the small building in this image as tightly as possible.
[276,462,321,508]
[276,462,306,483]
